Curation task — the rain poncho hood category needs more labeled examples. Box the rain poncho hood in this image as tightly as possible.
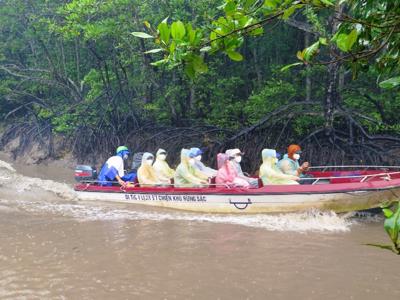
[188,148,217,177]
[225,149,258,187]
[217,153,229,169]
[259,149,298,185]
[216,153,250,188]
[188,147,203,158]
[262,149,277,159]
[137,152,159,185]
[174,149,208,188]
[153,148,175,183]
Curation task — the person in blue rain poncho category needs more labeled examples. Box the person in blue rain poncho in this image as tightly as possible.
[188,147,217,178]
[98,146,136,186]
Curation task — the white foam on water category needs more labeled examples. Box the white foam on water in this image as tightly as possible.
[0,159,381,233]
[15,200,367,232]
[0,159,77,201]
[0,160,16,172]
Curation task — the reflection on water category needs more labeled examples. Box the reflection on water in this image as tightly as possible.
[1,159,400,299]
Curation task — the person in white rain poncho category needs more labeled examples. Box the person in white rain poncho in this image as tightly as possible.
[226,149,259,188]
[188,147,217,178]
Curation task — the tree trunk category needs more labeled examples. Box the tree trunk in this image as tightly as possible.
[305,32,312,102]
[324,61,340,135]
[324,4,344,136]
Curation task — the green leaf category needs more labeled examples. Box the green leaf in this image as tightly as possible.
[249,27,264,36]
[282,4,303,20]
[144,48,164,54]
[336,29,358,52]
[346,29,358,51]
[171,21,186,40]
[320,0,334,6]
[379,77,400,89]
[224,1,236,16]
[131,32,154,39]
[280,62,303,72]
[157,22,170,44]
[200,46,212,52]
[297,50,305,61]
[336,33,349,52]
[150,59,168,66]
[144,21,151,29]
[184,63,195,78]
[319,37,328,45]
[263,0,280,10]
[191,55,208,74]
[169,41,176,53]
[383,208,394,218]
[186,24,196,44]
[244,0,257,10]
[303,41,320,61]
[227,50,243,61]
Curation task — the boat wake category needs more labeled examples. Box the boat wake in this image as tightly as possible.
[0,159,381,233]
[0,159,77,201]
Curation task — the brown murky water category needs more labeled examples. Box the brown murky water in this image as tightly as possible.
[0,156,399,299]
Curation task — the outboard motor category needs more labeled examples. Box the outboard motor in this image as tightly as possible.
[74,165,97,182]
[131,152,144,173]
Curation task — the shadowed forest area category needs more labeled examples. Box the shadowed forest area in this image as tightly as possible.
[0,0,399,171]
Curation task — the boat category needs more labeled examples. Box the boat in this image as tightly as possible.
[74,166,400,214]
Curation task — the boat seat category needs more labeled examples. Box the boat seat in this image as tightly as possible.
[209,177,216,188]
[257,178,263,188]
[313,179,331,185]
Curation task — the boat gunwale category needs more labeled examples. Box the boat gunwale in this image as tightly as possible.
[74,177,400,195]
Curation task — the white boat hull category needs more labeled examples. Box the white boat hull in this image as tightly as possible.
[76,187,399,213]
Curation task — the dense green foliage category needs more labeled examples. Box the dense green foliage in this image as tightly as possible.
[0,0,399,166]
[382,202,400,254]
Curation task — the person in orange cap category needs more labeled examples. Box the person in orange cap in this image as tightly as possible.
[278,144,310,178]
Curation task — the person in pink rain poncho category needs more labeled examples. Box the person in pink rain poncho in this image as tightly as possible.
[215,149,250,188]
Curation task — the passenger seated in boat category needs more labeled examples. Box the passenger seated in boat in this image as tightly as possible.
[98,146,136,186]
[137,152,162,186]
[188,147,217,178]
[153,149,175,184]
[174,149,208,188]
[216,152,250,188]
[226,149,258,188]
[278,144,315,184]
[259,149,299,185]
[278,144,310,177]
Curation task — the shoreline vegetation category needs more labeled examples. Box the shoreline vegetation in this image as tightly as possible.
[1,1,400,172]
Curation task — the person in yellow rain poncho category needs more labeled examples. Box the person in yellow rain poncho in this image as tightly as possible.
[137,152,161,186]
[153,149,175,184]
[259,149,299,185]
[174,149,208,188]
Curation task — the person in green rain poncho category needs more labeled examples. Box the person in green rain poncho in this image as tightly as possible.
[259,149,299,185]
[174,149,208,188]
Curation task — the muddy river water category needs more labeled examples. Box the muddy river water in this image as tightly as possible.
[0,156,399,299]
